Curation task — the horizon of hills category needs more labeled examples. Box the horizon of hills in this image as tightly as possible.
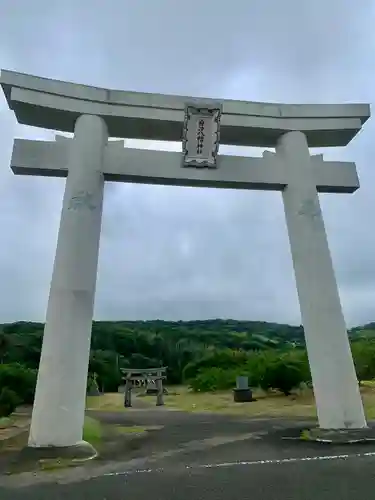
[1,318,374,330]
[1,319,374,387]
[1,318,374,350]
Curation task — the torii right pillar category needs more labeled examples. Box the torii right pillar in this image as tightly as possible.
[278,131,366,429]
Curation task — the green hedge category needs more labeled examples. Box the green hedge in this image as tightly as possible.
[0,387,20,418]
[0,363,37,409]
[189,350,310,395]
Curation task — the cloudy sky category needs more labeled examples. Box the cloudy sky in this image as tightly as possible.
[0,0,374,327]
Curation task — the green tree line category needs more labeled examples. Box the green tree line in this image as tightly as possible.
[0,319,375,417]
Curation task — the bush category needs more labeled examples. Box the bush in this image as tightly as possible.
[281,350,311,383]
[189,367,239,392]
[89,351,122,392]
[183,349,248,382]
[0,363,37,405]
[244,349,310,393]
[245,351,276,387]
[87,372,100,395]
[260,359,305,395]
[187,348,310,395]
[351,340,375,384]
[0,387,20,418]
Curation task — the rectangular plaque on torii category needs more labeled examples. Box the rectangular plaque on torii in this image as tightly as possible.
[182,103,222,169]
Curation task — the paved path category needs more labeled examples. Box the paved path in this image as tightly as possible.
[1,409,375,499]
[8,455,374,500]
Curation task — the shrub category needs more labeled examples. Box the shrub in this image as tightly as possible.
[0,387,20,418]
[281,350,311,383]
[189,367,239,392]
[245,351,276,387]
[87,372,100,395]
[243,350,310,393]
[183,349,248,382]
[351,341,375,384]
[260,359,305,395]
[188,349,309,395]
[0,363,37,405]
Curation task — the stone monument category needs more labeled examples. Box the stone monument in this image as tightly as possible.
[233,376,253,402]
[0,69,370,451]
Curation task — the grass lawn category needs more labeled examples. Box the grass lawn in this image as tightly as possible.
[143,386,317,417]
[86,383,375,419]
[0,417,12,428]
[86,393,124,411]
[83,415,102,446]
[142,384,375,419]
[0,411,31,447]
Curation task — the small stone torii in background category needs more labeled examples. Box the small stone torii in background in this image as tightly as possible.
[121,367,167,407]
[0,69,371,452]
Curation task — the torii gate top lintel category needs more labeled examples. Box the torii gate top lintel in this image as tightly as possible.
[0,69,370,148]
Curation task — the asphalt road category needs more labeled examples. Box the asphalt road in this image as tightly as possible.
[2,452,375,500]
[1,410,375,499]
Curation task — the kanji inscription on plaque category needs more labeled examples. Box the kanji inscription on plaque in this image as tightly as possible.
[181,103,222,168]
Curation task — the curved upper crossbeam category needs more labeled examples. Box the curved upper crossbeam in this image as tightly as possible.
[0,70,370,147]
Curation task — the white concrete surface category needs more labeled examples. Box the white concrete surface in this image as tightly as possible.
[10,137,359,193]
[0,69,370,147]
[28,115,108,447]
[278,131,367,429]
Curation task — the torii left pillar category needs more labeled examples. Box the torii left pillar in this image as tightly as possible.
[28,114,108,448]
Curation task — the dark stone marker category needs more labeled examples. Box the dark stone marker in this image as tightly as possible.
[233,375,254,402]
[233,388,253,403]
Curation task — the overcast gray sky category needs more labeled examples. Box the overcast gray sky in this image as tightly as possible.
[0,0,374,327]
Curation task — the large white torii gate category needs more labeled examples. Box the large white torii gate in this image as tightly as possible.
[1,70,371,450]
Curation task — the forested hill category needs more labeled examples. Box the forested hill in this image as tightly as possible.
[0,319,374,391]
[1,319,305,354]
[0,318,373,358]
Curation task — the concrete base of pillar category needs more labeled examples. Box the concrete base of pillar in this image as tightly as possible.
[279,424,375,444]
[300,426,375,444]
[22,440,97,462]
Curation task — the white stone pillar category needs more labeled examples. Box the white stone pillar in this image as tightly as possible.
[28,115,108,447]
[278,131,366,429]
